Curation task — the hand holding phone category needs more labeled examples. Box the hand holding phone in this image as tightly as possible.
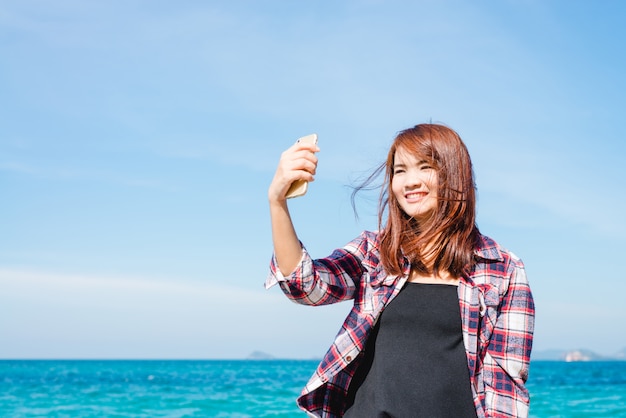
[285,133,318,199]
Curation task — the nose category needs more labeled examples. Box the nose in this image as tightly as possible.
[405,171,423,189]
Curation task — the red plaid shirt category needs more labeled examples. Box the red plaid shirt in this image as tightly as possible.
[266,231,535,418]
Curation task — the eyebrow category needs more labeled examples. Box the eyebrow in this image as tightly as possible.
[393,159,428,168]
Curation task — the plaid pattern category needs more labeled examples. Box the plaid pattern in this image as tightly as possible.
[266,231,534,418]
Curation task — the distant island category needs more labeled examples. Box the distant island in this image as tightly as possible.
[248,348,626,362]
[246,351,276,360]
[245,351,322,361]
[533,347,626,362]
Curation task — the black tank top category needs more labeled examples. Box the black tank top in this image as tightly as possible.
[344,282,477,418]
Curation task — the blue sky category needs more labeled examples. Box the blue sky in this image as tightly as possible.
[1,0,625,359]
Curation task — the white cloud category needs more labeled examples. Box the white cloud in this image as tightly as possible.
[0,268,349,359]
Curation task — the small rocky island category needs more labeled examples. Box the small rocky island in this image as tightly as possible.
[246,351,275,360]
[533,347,626,362]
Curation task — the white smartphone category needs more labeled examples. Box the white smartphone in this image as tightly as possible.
[285,133,318,199]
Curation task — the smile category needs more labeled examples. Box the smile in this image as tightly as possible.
[405,192,427,201]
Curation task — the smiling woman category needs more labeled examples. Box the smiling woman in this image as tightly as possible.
[265,123,535,418]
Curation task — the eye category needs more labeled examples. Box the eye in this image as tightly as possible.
[393,168,405,175]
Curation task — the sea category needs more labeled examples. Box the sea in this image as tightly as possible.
[1,360,625,417]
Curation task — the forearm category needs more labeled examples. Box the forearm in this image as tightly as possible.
[269,199,303,276]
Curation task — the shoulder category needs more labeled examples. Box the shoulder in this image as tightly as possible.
[469,236,533,321]
[343,230,381,254]
[471,234,527,286]
[475,234,524,269]
[341,231,382,271]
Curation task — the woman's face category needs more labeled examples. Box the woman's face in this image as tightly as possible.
[391,147,438,222]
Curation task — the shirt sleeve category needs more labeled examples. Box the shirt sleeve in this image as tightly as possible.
[264,233,370,306]
[482,258,535,417]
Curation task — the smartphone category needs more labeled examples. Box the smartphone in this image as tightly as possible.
[285,133,318,199]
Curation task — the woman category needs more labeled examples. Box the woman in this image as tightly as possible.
[266,123,535,417]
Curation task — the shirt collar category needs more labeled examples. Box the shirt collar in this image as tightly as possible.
[474,234,504,262]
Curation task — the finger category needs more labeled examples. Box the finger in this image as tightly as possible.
[288,154,318,176]
[291,140,320,153]
[275,155,315,185]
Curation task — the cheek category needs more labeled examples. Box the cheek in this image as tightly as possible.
[391,178,402,198]
[428,172,438,188]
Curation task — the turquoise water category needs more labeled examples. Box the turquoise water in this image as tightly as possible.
[0,360,313,417]
[1,360,625,417]
[528,361,626,417]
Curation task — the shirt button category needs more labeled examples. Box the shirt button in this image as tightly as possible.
[346,356,352,362]
[520,368,529,381]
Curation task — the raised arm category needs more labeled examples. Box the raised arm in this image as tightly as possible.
[268,139,319,276]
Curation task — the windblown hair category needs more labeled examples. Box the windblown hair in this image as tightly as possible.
[353,123,481,277]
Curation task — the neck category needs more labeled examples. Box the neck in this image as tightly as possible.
[408,266,459,285]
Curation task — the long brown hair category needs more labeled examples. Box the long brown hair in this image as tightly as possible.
[353,123,480,277]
